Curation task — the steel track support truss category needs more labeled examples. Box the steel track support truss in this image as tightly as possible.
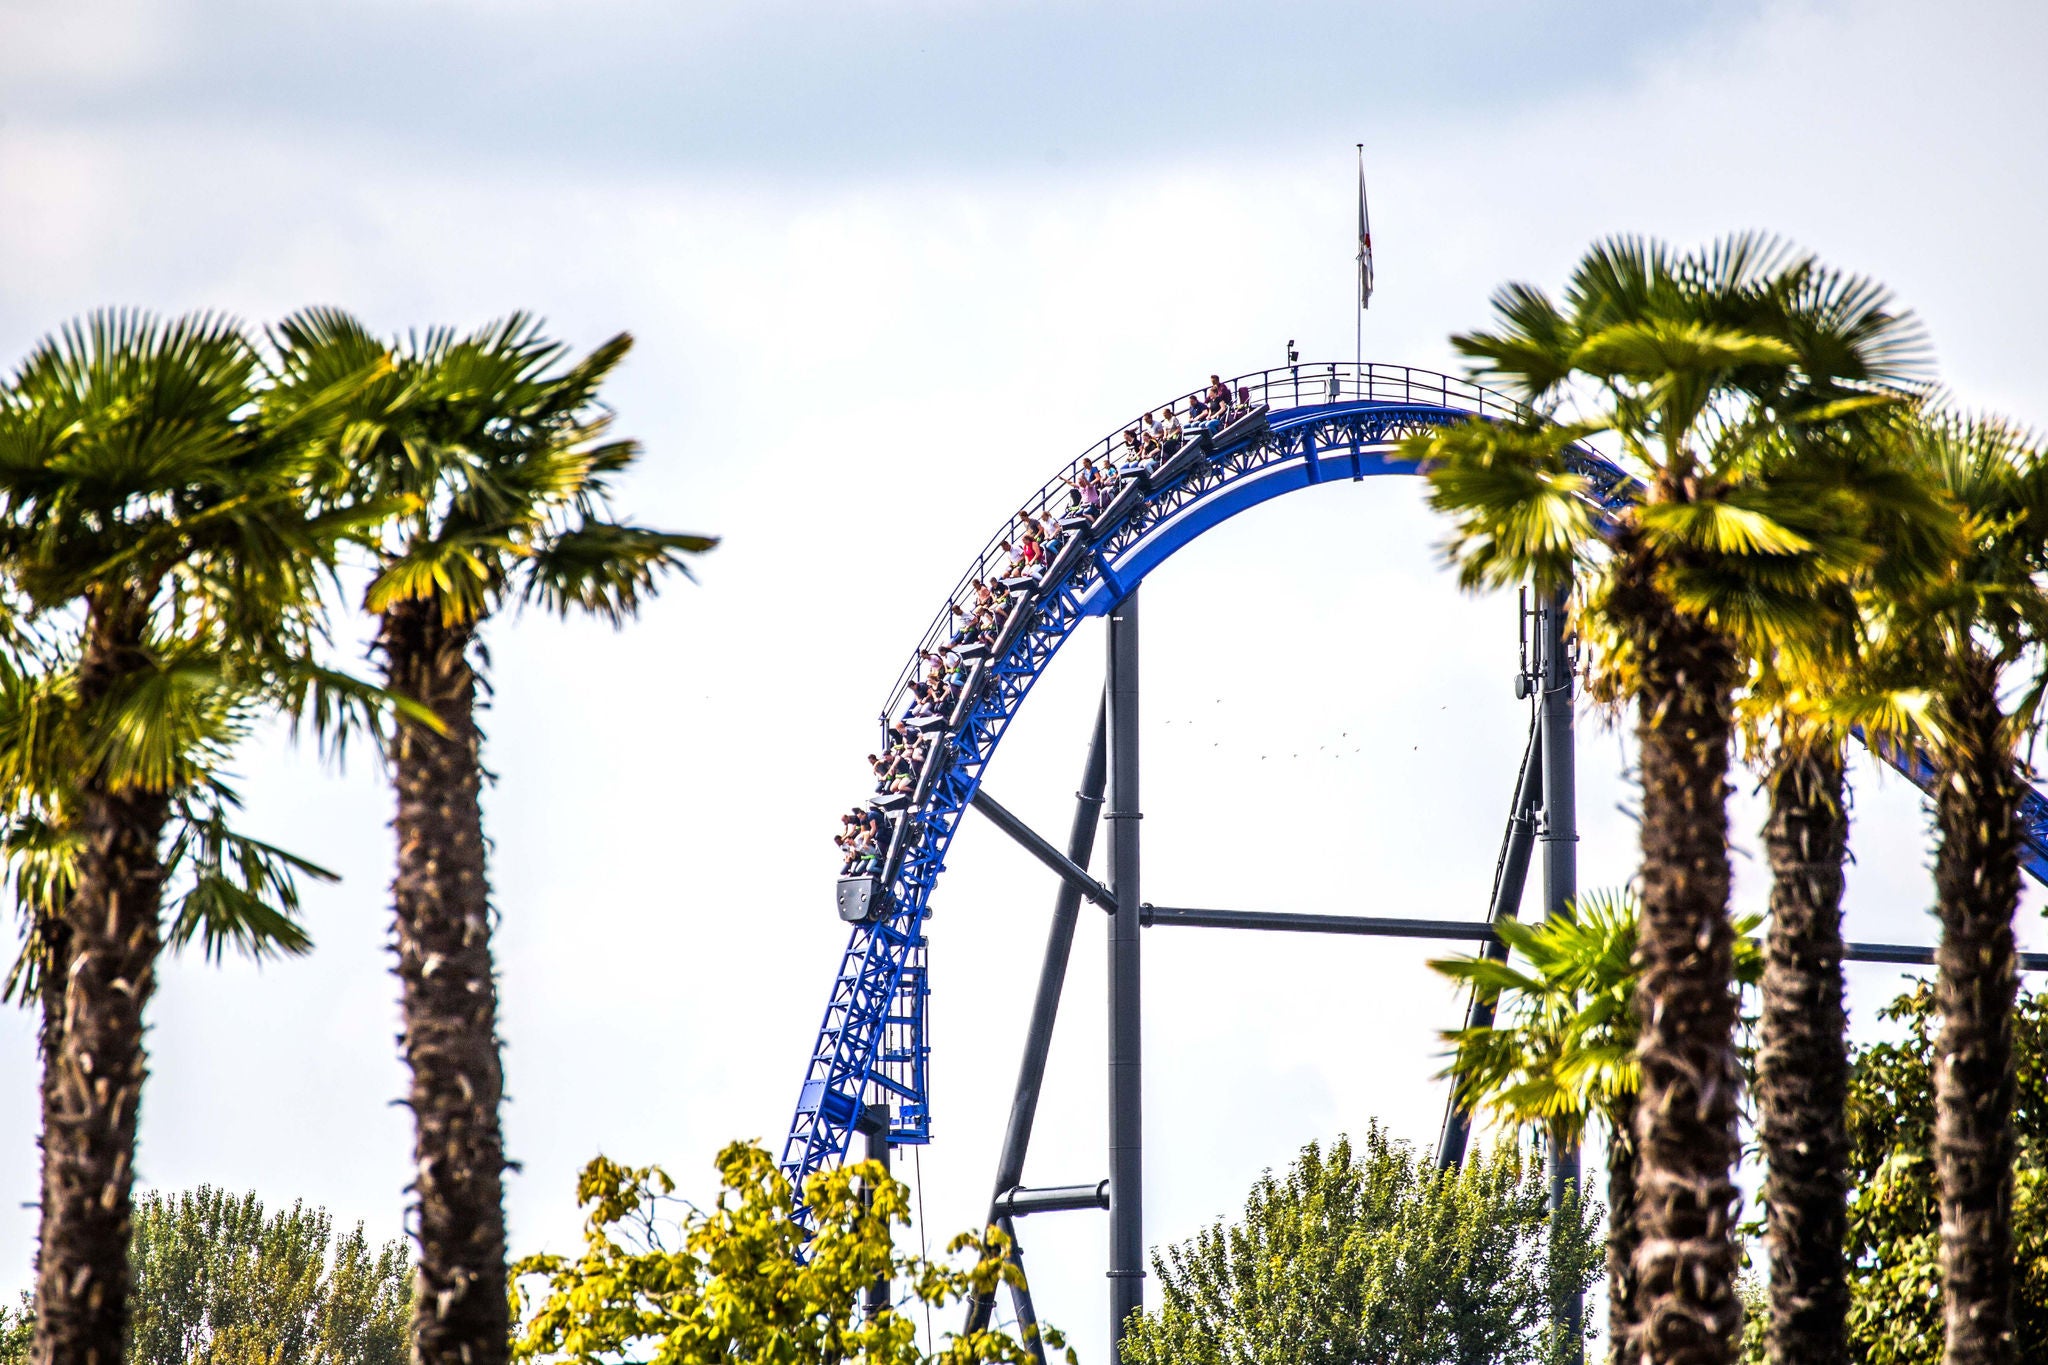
[771,376,2048,1365]
[933,575,2048,1365]
[783,383,2048,1234]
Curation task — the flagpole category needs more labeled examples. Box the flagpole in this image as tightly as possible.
[1355,144,1362,383]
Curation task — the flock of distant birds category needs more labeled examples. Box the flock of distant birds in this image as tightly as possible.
[1154,700,1456,760]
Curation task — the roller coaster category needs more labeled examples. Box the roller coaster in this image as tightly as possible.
[779,361,2048,1361]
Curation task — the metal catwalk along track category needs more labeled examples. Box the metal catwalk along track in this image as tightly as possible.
[779,360,2048,1355]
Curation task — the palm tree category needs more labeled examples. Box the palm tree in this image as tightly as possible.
[1738,452,1951,1365]
[269,310,715,1365]
[1408,235,1924,1365]
[1847,409,2048,1365]
[1712,266,1947,1365]
[1751,723,1852,1363]
[0,310,367,1365]
[1436,893,1641,1364]
[1436,896,1763,1365]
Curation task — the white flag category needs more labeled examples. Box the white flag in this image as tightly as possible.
[1357,153,1374,311]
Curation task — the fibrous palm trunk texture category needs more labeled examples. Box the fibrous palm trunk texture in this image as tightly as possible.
[381,598,511,1365]
[34,598,169,1365]
[1932,656,2020,1365]
[1617,543,1744,1365]
[35,911,71,1358]
[1606,1091,1642,1365]
[1758,743,1850,1365]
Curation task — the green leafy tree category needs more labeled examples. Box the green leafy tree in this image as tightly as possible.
[0,311,381,1365]
[1433,894,1763,1364]
[1735,982,2048,1364]
[1117,1125,1601,1365]
[268,309,715,1365]
[128,1186,412,1365]
[0,1295,30,1365]
[2,1189,411,1365]
[511,1141,1066,1365]
[1407,235,1925,1365]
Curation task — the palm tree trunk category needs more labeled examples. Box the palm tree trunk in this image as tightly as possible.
[1757,741,1850,1365]
[35,909,70,1336]
[1931,654,2021,1365]
[34,599,170,1365]
[1614,543,1744,1365]
[380,597,510,1365]
[1607,1092,1642,1365]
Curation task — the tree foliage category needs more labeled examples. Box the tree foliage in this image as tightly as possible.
[1117,1125,1601,1365]
[1834,983,2048,1364]
[512,1141,1068,1365]
[0,1295,28,1365]
[0,1187,411,1365]
[126,1186,412,1365]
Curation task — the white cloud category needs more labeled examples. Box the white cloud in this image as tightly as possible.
[0,0,184,87]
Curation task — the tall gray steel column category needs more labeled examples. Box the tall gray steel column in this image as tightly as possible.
[1106,591,1144,1357]
[1537,586,1583,1358]
[857,1106,893,1319]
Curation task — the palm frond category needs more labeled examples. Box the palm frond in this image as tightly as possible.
[1405,418,1604,594]
[1638,499,1816,557]
[520,520,718,626]
[1452,284,1578,401]
[160,792,330,963]
[77,650,253,795]
[363,533,513,625]
[1571,319,1799,385]
[1430,888,1643,1141]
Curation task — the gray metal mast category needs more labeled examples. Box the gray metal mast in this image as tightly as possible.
[1536,585,1582,1357]
[856,1105,893,1318]
[1106,591,1145,1358]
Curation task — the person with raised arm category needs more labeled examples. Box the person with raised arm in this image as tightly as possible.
[1065,457,1105,514]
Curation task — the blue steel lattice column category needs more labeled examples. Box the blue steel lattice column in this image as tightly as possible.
[1106,590,1144,1356]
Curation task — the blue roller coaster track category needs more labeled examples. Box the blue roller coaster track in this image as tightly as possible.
[781,358,2048,1204]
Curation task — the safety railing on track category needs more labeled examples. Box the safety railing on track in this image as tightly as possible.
[874,362,1530,722]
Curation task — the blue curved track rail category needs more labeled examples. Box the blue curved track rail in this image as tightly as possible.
[781,361,2048,1195]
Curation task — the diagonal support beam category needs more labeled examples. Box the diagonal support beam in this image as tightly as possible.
[971,785,1116,910]
[999,1216,1047,1365]
[965,704,1108,1338]
[1440,718,1543,1171]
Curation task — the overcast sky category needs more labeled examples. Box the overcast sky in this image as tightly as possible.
[3,0,2047,1353]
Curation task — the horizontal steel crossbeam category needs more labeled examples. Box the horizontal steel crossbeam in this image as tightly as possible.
[1140,905,1497,940]
[971,787,1116,910]
[992,1181,1112,1218]
[1140,904,2048,972]
[1843,942,2048,971]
